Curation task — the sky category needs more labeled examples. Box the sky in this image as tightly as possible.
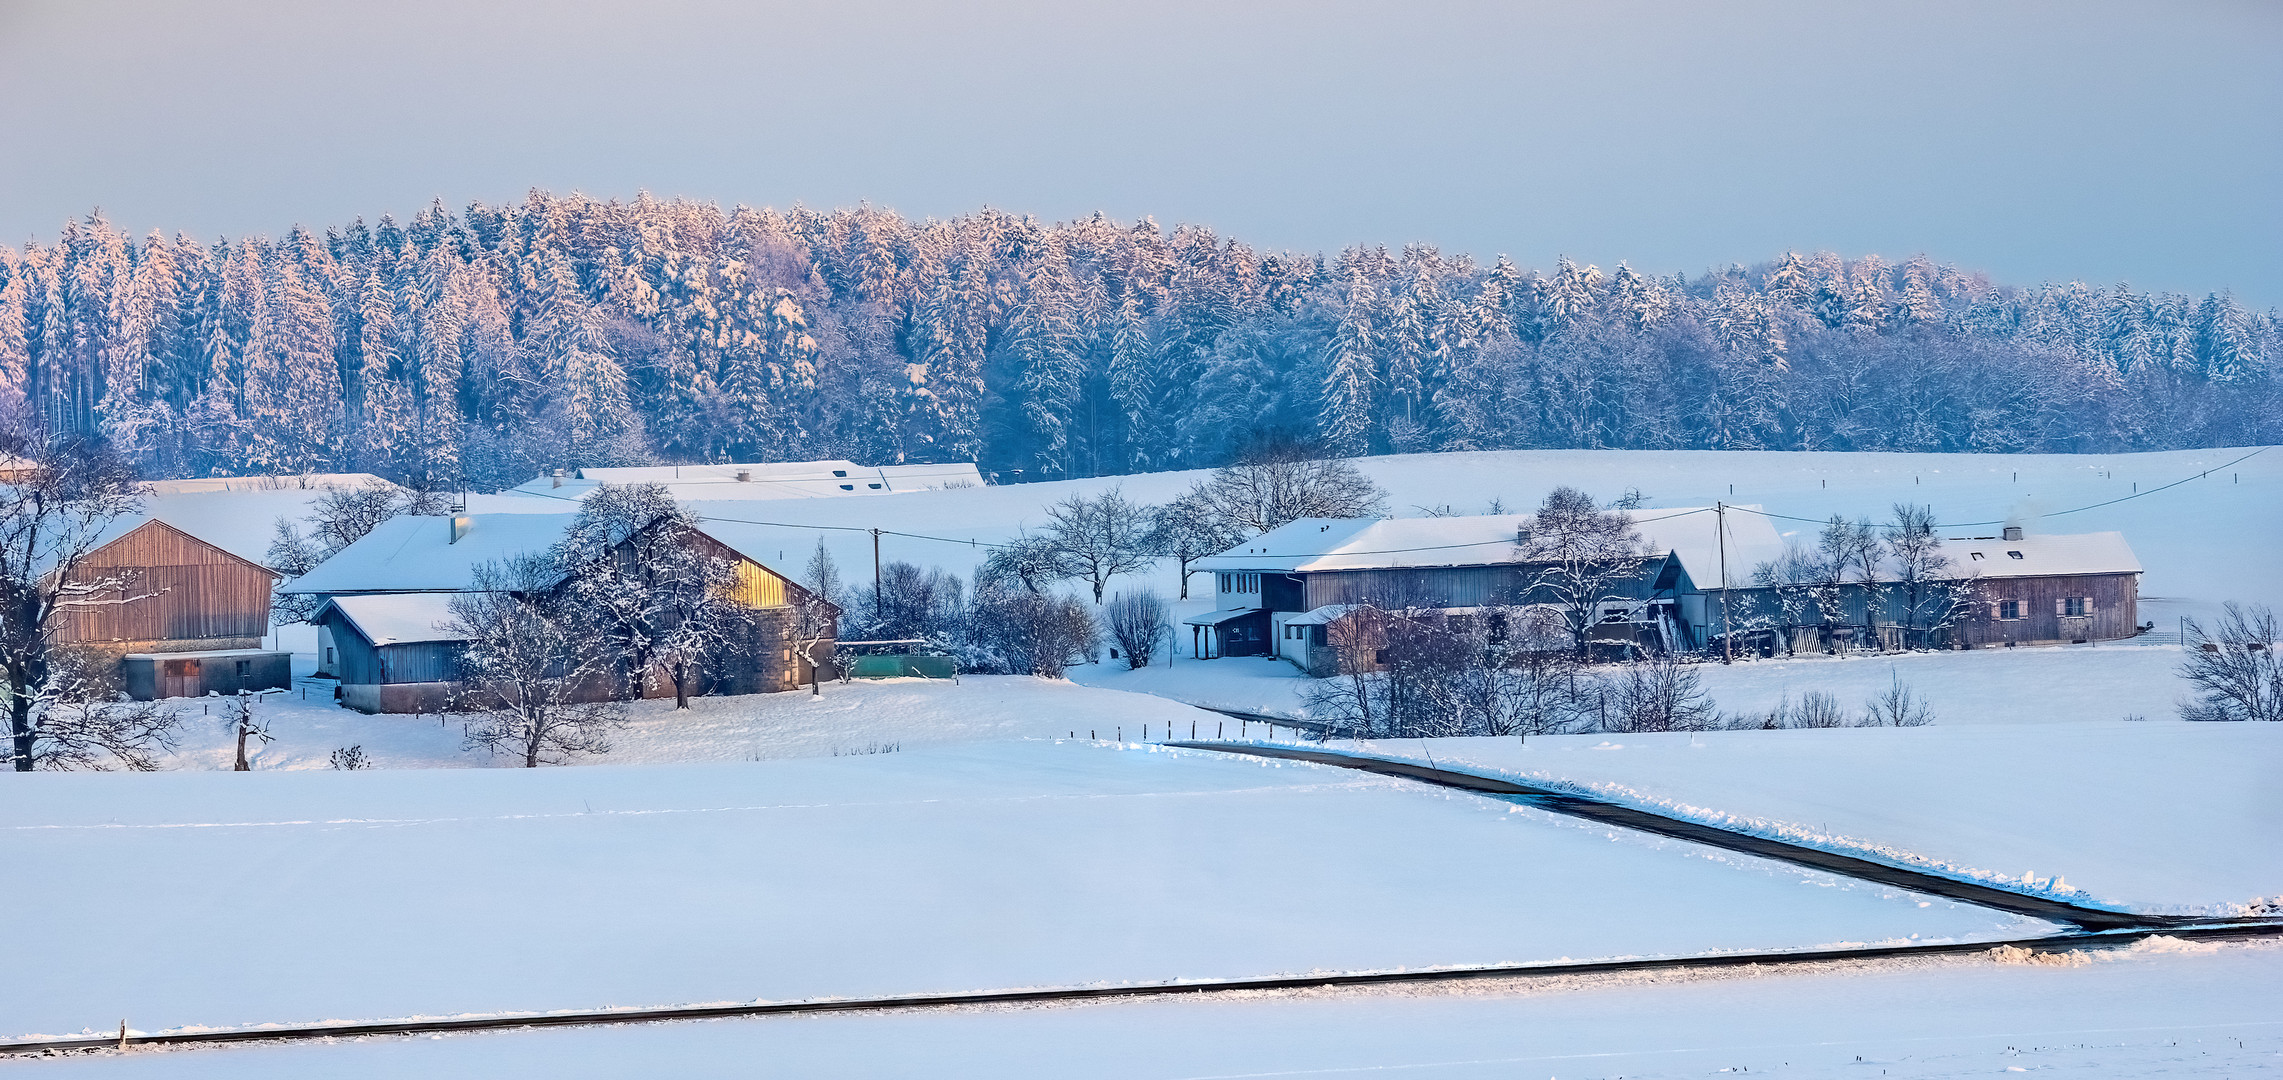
[2,0,2278,304]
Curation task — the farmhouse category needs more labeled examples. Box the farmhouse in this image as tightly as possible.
[1933,529,2142,647]
[54,517,292,699]
[1190,509,1785,671]
[283,510,834,712]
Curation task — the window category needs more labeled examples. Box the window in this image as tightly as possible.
[867,483,882,489]
[1219,573,1258,594]
[2063,597,2088,617]
[1970,552,1985,561]
[838,484,855,490]
[2007,551,2025,560]
[235,660,251,679]
[831,470,848,477]
[325,647,335,666]
[1998,599,2022,620]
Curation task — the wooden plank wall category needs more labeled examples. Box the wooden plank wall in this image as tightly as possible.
[56,521,273,644]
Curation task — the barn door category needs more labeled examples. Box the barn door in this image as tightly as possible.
[162,658,202,699]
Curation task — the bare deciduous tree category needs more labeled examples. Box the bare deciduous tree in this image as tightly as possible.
[1606,652,1716,732]
[1041,487,1154,603]
[793,539,844,694]
[8,646,182,771]
[0,437,178,772]
[1516,486,1645,660]
[978,532,1073,595]
[1147,492,1244,599]
[557,483,748,708]
[447,556,626,767]
[1103,590,1170,670]
[968,585,1100,678]
[1182,452,1388,537]
[2178,603,2282,722]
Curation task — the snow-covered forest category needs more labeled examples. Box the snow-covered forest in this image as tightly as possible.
[2,194,2276,490]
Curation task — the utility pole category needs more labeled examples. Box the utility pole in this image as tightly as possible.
[871,528,883,622]
[1717,502,1733,664]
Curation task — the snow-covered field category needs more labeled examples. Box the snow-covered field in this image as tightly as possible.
[159,674,1223,770]
[0,742,2044,1042]
[1335,719,2283,916]
[15,940,2277,1079]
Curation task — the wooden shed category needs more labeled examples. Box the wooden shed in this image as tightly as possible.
[313,594,468,714]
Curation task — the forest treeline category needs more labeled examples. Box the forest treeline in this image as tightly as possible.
[1,193,2275,490]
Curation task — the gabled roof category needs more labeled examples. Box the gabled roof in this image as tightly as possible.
[1197,508,1786,588]
[1937,532,2140,579]
[316,593,468,646]
[279,513,578,595]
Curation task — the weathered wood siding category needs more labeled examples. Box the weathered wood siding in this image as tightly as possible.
[1958,572,2139,646]
[55,520,274,645]
[319,608,465,686]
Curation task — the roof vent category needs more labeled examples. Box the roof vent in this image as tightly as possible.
[450,513,473,544]
[2002,526,2023,541]
[551,468,566,489]
[736,470,753,482]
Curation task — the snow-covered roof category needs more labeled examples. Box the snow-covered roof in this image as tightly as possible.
[1280,604,1360,626]
[1937,532,2140,580]
[279,513,578,595]
[318,593,468,646]
[680,518,805,581]
[503,460,982,503]
[1196,508,1786,588]
[1182,608,1265,626]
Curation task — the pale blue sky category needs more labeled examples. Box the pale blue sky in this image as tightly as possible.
[3,0,2277,304]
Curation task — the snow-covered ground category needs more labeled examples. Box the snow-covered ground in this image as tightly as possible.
[15,940,2278,1079]
[0,741,2048,1043]
[1333,719,2282,916]
[160,674,1223,770]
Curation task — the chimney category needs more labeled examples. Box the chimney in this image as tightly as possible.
[736,469,753,482]
[2002,526,2023,542]
[451,513,473,544]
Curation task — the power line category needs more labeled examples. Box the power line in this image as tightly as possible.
[1724,445,2272,531]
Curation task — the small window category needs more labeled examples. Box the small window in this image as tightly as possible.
[236,660,251,678]
[325,647,335,665]
[2064,597,2088,617]
[831,470,848,477]
[1999,599,2021,620]
[2007,551,2024,560]
[838,484,854,490]
[867,483,882,489]
[1969,552,1985,561]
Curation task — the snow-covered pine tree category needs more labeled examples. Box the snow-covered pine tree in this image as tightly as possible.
[1319,266,1382,456]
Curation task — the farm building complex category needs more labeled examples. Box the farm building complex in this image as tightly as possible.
[1193,511,2143,672]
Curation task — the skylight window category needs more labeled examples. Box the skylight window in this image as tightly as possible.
[2008,551,2024,559]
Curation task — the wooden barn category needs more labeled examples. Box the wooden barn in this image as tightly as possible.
[54,518,292,699]
[1941,530,2142,647]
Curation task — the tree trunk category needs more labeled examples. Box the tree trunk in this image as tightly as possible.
[525,718,541,768]
[234,724,251,771]
[10,688,33,772]
[671,661,690,710]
